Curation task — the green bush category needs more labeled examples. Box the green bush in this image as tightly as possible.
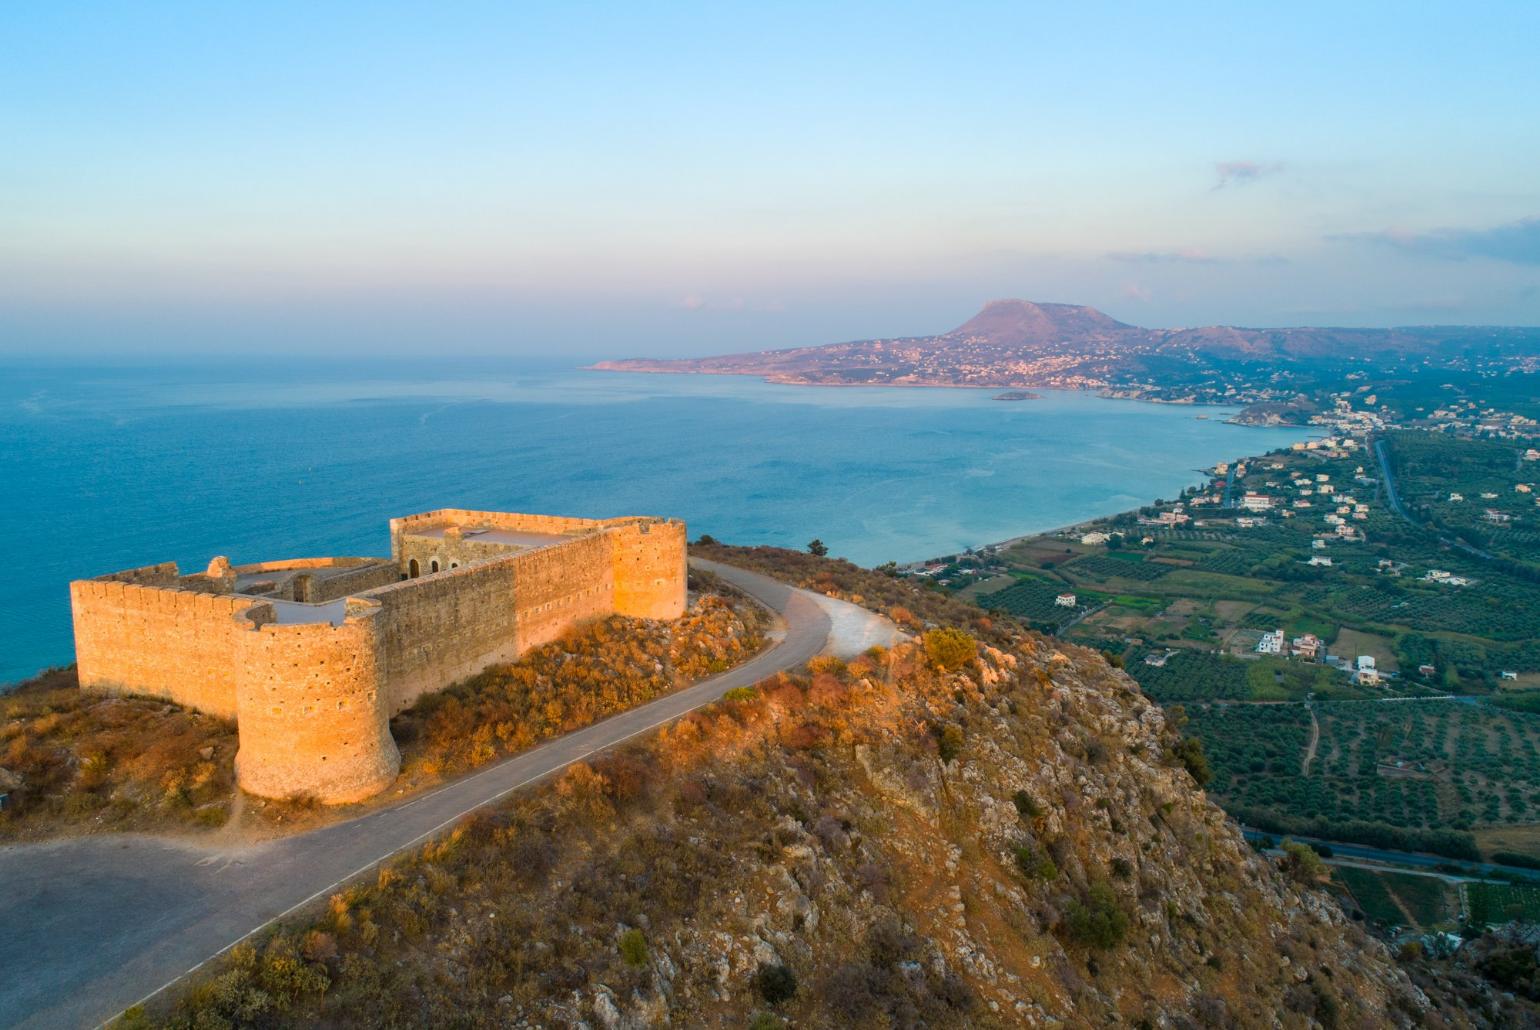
[722,686,757,702]
[936,723,965,763]
[1062,882,1129,949]
[1013,842,1058,880]
[1012,789,1041,820]
[753,963,798,1004]
[1169,736,1212,786]
[618,928,648,968]
[1281,840,1327,884]
[923,627,977,672]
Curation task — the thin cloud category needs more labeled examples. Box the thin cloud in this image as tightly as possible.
[1213,160,1284,190]
[1341,216,1540,265]
[1106,249,1218,265]
[1104,249,1288,267]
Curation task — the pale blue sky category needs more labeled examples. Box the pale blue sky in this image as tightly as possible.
[3,2,1538,357]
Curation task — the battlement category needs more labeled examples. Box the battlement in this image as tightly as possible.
[69,509,687,804]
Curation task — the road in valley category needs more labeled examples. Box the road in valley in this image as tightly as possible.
[0,561,892,1029]
[1240,828,1540,883]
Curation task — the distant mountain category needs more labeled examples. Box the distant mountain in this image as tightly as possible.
[946,299,1134,344]
[592,299,1540,393]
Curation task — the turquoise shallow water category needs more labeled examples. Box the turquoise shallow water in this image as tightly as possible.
[0,362,1311,683]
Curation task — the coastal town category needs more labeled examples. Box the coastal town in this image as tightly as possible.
[894,376,1540,946]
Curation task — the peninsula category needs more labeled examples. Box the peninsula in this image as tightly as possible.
[595,298,1540,423]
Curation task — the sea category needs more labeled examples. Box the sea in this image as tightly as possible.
[0,360,1313,685]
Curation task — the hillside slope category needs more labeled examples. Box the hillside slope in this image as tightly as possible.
[142,553,1512,1028]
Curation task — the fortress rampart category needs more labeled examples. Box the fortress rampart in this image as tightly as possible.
[69,510,686,803]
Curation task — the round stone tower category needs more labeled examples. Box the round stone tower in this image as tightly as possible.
[232,600,400,804]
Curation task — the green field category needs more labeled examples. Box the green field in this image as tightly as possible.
[1335,866,1455,929]
[948,431,1540,859]
[1467,882,1540,926]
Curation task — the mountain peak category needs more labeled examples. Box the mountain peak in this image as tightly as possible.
[948,298,1134,345]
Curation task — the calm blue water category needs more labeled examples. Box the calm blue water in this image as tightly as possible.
[0,361,1311,684]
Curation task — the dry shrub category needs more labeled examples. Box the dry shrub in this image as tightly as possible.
[0,668,236,840]
[395,591,765,782]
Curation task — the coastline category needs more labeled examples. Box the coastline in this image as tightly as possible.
[908,430,1322,567]
[587,364,1322,570]
[586,363,1304,426]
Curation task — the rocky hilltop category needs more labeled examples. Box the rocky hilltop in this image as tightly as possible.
[593,299,1540,391]
[145,547,1535,1028]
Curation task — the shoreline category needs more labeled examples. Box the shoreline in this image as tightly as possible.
[586,363,1306,426]
[907,431,1323,568]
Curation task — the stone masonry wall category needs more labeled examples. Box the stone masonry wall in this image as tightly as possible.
[508,532,616,653]
[69,574,257,720]
[608,519,688,620]
[232,600,399,804]
[69,511,686,803]
[369,558,526,714]
[396,533,523,575]
[390,510,604,548]
[232,559,400,603]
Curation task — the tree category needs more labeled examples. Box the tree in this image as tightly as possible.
[1280,840,1327,884]
[807,539,829,557]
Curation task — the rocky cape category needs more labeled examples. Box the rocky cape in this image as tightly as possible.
[593,299,1540,391]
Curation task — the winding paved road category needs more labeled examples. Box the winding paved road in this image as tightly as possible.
[0,561,885,1029]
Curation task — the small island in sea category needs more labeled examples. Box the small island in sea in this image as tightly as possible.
[991,390,1041,401]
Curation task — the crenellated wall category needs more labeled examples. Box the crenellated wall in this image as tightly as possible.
[68,509,687,804]
[232,599,399,803]
[69,572,257,719]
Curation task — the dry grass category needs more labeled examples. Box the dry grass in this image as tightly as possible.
[1,667,237,841]
[390,581,768,784]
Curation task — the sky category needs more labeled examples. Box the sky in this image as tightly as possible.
[3,1,1539,359]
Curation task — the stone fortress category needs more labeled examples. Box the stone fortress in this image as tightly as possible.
[69,510,687,804]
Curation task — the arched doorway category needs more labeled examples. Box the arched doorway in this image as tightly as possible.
[430,559,440,573]
[408,558,420,578]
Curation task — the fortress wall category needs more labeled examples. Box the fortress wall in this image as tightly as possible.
[508,532,616,652]
[608,519,688,620]
[226,558,399,603]
[369,558,526,713]
[303,561,401,602]
[391,509,605,540]
[232,602,399,804]
[231,557,387,574]
[98,562,181,587]
[396,533,525,574]
[68,579,255,719]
